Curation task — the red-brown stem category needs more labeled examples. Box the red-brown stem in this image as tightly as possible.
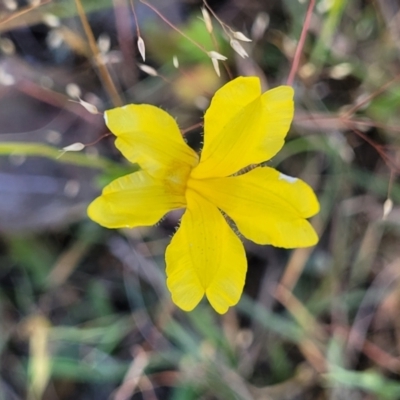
[286,0,315,86]
[181,122,203,135]
[139,0,208,54]
[129,0,141,37]
[85,133,112,146]
[343,72,400,117]
[352,128,398,173]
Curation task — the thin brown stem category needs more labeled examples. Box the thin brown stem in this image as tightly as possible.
[129,0,141,37]
[181,122,203,135]
[139,0,208,54]
[85,133,112,146]
[203,0,230,36]
[0,0,52,25]
[343,73,400,118]
[352,128,399,173]
[287,0,315,86]
[74,0,123,107]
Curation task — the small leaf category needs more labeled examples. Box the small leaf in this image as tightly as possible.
[137,36,145,61]
[207,51,227,61]
[78,99,99,114]
[65,83,81,99]
[42,13,60,28]
[172,55,179,68]
[62,142,85,152]
[383,198,393,220]
[232,31,252,42]
[138,63,158,76]
[230,39,249,58]
[98,33,111,54]
[211,58,221,77]
[201,7,213,33]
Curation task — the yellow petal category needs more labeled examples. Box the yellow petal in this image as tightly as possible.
[203,77,261,147]
[192,77,294,179]
[88,171,186,229]
[105,104,198,177]
[165,191,247,314]
[189,167,319,248]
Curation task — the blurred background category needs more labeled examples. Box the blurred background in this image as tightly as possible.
[1,0,400,399]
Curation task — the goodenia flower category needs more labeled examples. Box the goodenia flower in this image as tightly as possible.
[88,76,319,314]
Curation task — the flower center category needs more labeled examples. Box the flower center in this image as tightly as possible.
[164,161,194,199]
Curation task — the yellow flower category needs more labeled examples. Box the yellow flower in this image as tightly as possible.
[88,76,319,314]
